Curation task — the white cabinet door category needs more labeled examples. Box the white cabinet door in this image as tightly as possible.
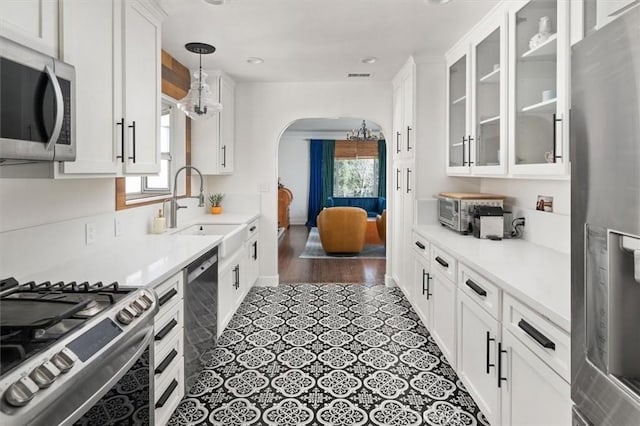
[597,0,637,29]
[446,44,472,175]
[392,83,402,159]
[457,291,501,426]
[412,251,431,328]
[60,0,119,175]
[246,236,259,290]
[402,164,415,292]
[0,0,58,56]
[390,164,404,287]
[402,70,415,156]
[508,0,570,177]
[219,75,234,174]
[431,269,457,367]
[122,0,161,175]
[217,263,235,337]
[500,329,571,426]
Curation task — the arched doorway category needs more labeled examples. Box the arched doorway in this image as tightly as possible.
[276,117,387,286]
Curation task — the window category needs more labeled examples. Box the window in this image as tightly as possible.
[333,140,380,197]
[333,158,379,197]
[125,104,173,199]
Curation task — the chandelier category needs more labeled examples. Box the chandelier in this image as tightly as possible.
[178,42,222,120]
[346,120,381,141]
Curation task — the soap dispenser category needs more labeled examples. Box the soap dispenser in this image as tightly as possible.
[152,209,166,234]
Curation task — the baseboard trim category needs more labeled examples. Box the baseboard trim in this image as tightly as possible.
[385,274,397,287]
[256,275,279,287]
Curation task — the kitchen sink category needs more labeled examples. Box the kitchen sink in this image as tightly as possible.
[175,224,247,258]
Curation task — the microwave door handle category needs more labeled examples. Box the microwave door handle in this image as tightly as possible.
[44,65,64,152]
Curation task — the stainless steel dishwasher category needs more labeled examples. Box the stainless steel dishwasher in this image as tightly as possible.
[184,246,218,390]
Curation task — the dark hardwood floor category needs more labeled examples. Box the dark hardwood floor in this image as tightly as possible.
[278,225,386,286]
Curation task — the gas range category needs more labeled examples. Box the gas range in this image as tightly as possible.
[0,277,157,425]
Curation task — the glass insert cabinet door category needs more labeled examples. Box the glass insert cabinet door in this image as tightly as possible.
[472,12,507,174]
[448,52,469,171]
[510,0,569,175]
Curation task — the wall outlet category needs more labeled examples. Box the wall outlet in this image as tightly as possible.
[114,217,123,237]
[85,223,96,245]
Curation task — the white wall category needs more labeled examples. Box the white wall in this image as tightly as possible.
[208,81,393,285]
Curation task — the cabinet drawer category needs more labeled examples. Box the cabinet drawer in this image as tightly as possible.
[154,303,183,355]
[154,330,183,371]
[155,271,184,316]
[503,294,570,382]
[458,264,501,320]
[431,244,457,283]
[154,358,184,426]
[411,232,429,257]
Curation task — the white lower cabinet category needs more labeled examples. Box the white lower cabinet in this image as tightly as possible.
[500,330,571,426]
[457,291,501,426]
[430,269,457,368]
[152,271,185,426]
[217,248,244,336]
[411,244,431,328]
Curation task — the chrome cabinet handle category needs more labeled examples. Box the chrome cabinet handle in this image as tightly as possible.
[422,270,432,299]
[44,65,64,152]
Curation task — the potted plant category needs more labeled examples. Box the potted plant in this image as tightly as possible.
[209,193,224,214]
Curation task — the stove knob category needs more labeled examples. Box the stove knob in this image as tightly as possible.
[29,361,61,389]
[51,348,77,373]
[4,376,39,407]
[130,301,144,316]
[116,309,134,325]
[140,292,154,307]
[136,296,151,311]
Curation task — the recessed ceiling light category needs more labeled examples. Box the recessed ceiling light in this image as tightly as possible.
[361,57,378,64]
[246,57,264,64]
[204,0,225,5]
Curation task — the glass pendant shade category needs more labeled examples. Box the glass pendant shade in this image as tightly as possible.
[178,69,222,120]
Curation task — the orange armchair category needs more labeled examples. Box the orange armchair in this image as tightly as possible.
[317,207,367,254]
[376,210,386,244]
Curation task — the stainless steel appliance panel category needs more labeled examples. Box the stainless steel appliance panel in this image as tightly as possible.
[571,5,640,425]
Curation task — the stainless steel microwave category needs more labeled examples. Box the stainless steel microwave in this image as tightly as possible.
[437,193,504,234]
[0,36,75,163]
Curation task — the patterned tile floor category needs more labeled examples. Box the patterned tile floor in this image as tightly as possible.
[168,284,488,426]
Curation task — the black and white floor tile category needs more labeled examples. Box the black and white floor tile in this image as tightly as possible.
[169,284,488,426]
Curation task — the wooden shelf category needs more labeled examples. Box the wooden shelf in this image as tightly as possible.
[479,115,500,125]
[521,33,557,61]
[479,68,500,84]
[521,98,557,113]
[452,95,466,105]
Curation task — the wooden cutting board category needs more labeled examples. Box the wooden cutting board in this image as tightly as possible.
[437,192,507,200]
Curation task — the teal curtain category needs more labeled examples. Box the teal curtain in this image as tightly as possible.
[306,140,323,228]
[378,139,386,198]
[321,140,335,207]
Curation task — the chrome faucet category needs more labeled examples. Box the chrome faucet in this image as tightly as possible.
[167,165,205,228]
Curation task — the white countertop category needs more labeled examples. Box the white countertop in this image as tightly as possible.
[413,224,570,333]
[19,212,259,290]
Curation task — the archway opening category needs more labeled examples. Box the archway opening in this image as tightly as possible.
[276,117,387,286]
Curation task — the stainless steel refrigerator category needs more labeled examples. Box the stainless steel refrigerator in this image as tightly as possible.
[571,5,640,426]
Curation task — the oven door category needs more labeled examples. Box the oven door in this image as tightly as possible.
[69,327,154,426]
[0,36,75,162]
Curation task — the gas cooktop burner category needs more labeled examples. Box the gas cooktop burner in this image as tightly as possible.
[0,277,137,378]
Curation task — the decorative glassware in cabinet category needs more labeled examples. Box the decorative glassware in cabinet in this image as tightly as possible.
[514,0,559,166]
[449,55,467,168]
[475,28,501,167]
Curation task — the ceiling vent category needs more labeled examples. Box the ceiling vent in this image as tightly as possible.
[347,72,373,78]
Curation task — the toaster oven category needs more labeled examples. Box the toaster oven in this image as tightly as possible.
[437,193,504,234]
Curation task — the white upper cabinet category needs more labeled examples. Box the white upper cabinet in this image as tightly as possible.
[446,9,507,176]
[0,0,59,57]
[508,0,570,177]
[122,0,162,175]
[191,74,235,175]
[59,0,165,177]
[392,58,416,160]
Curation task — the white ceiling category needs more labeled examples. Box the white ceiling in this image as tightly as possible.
[160,0,498,83]
[285,118,382,132]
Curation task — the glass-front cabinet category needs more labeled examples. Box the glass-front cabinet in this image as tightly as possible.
[446,48,470,174]
[446,11,507,176]
[509,0,569,176]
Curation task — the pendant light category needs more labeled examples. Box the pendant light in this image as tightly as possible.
[177,42,222,120]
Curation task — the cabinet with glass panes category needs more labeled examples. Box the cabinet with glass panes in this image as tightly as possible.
[509,0,569,176]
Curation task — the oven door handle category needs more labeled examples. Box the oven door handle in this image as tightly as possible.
[44,64,64,152]
[59,326,154,426]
